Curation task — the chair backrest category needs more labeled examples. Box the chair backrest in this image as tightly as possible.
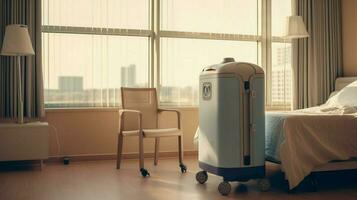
[121,88,158,129]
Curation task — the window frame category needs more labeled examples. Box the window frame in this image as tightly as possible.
[42,0,293,110]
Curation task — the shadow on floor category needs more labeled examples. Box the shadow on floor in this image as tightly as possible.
[0,161,41,172]
[269,169,357,193]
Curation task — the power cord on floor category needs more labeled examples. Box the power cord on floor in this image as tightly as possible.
[49,124,61,156]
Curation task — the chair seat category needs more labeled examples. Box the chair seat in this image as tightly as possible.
[122,128,182,137]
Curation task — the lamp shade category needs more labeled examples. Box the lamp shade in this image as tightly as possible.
[1,24,35,56]
[285,15,309,39]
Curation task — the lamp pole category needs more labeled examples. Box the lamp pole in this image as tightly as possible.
[17,56,24,123]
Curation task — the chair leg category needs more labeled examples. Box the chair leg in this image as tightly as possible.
[139,132,144,169]
[178,135,187,173]
[139,131,149,177]
[178,135,183,164]
[154,137,160,165]
[116,134,124,169]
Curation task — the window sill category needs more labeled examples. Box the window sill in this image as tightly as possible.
[45,107,120,113]
[45,106,292,113]
[45,106,198,113]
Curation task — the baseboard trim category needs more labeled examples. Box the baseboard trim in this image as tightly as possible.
[46,151,198,163]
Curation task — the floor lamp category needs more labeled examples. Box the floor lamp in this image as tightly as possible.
[1,24,35,124]
[284,16,309,110]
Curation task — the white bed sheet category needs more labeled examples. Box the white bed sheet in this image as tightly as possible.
[276,106,357,189]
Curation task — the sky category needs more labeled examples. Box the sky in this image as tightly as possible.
[42,0,291,89]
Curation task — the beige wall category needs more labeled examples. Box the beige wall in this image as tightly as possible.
[342,0,357,76]
[45,108,198,157]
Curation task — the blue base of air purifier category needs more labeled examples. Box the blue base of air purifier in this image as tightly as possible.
[199,162,265,182]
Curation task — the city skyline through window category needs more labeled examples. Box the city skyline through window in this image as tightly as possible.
[42,0,292,109]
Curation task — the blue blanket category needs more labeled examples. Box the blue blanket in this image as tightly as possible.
[265,112,292,163]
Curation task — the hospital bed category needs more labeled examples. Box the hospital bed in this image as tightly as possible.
[266,77,357,190]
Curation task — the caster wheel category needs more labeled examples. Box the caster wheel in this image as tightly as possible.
[179,164,187,173]
[257,178,271,192]
[195,171,208,184]
[140,168,150,177]
[218,181,231,196]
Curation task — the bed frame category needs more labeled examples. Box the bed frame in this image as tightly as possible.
[311,77,357,173]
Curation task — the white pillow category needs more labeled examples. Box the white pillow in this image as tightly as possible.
[326,80,357,107]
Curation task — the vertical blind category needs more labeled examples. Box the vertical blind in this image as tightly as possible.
[270,0,293,110]
[42,0,293,110]
[42,0,150,107]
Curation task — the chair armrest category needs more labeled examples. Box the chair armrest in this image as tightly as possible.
[119,109,142,132]
[158,108,181,129]
[119,109,141,115]
[158,108,180,114]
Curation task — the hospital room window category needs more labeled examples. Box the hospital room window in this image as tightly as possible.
[160,38,259,106]
[268,0,293,110]
[42,0,293,110]
[42,0,150,107]
[159,0,261,106]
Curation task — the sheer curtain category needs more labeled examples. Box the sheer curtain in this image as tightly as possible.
[42,0,296,109]
[268,0,293,110]
[42,0,150,108]
[159,0,260,106]
[160,0,294,109]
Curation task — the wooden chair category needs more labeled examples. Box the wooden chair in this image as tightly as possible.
[117,87,187,177]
